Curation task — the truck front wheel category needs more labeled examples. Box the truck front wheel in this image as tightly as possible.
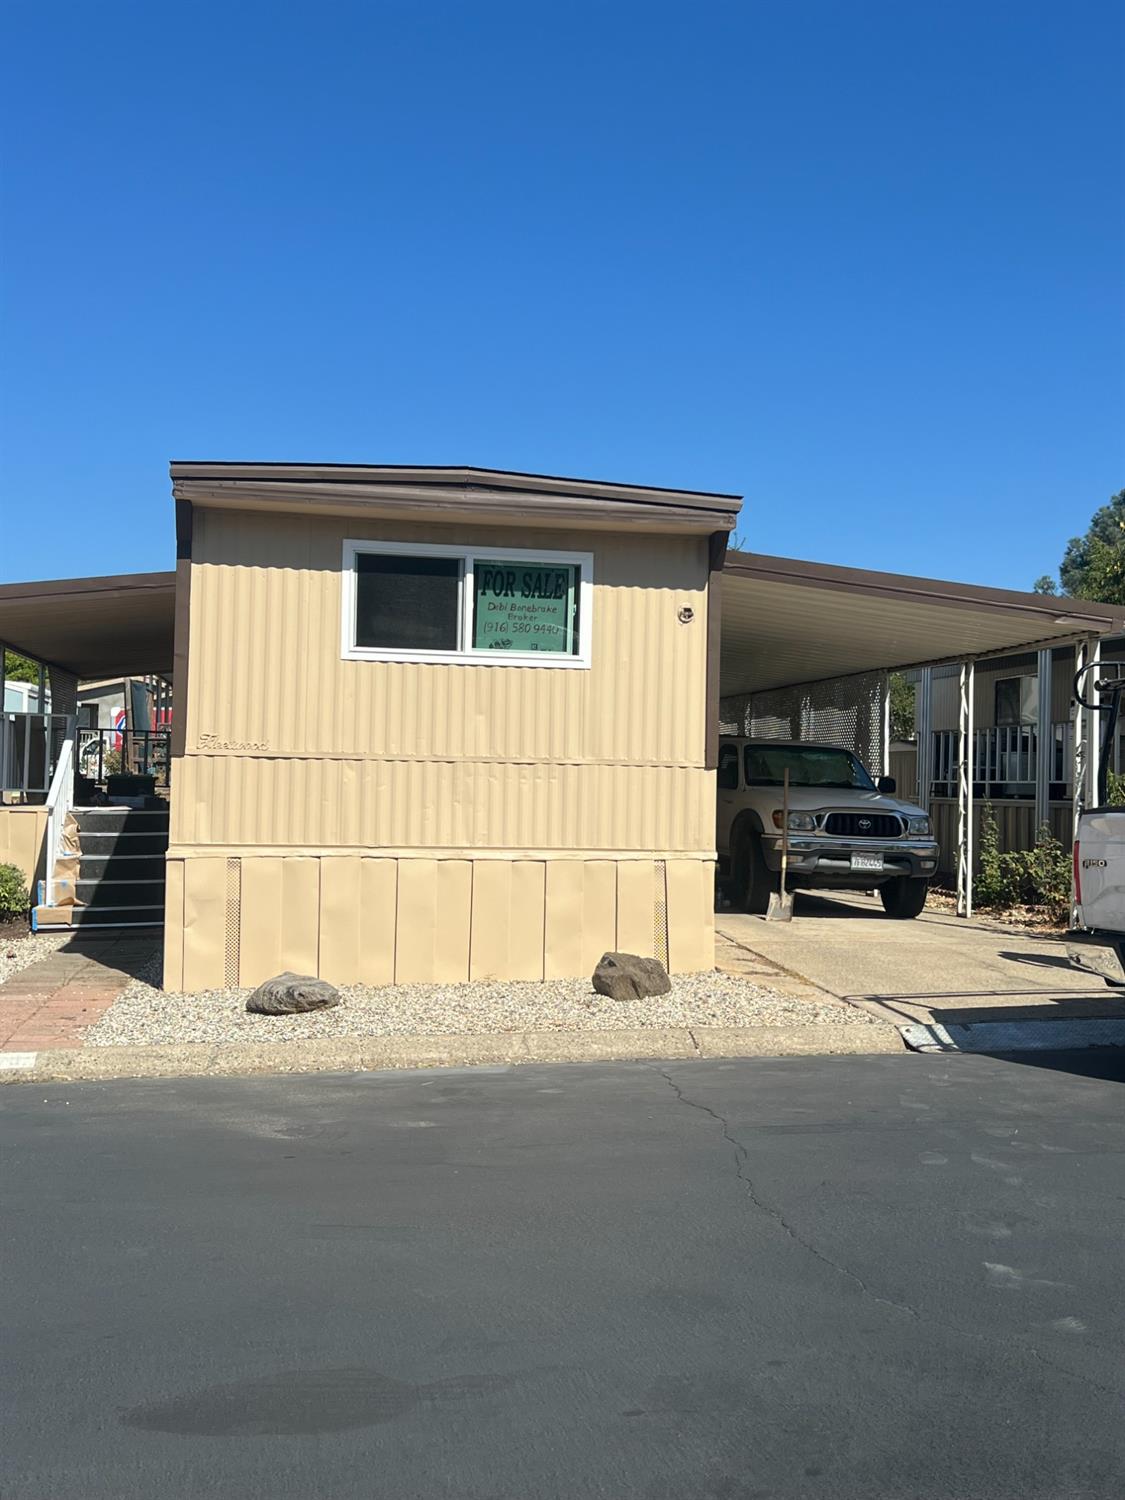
[880,877,929,919]
[731,829,777,915]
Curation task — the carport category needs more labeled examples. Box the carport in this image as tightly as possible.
[719,550,1125,916]
[0,571,176,901]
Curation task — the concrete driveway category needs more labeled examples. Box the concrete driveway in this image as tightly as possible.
[717,891,1125,1029]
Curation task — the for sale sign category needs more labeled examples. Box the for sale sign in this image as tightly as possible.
[473,561,578,654]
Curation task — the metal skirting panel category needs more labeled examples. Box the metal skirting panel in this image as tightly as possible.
[0,806,48,891]
[161,855,715,991]
[901,1019,1125,1053]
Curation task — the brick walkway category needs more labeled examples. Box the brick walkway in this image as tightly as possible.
[0,936,160,1050]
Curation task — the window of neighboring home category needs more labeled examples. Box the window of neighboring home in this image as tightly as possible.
[995,675,1039,726]
[342,540,593,666]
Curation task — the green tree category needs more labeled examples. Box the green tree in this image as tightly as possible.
[1036,488,1125,603]
[3,651,39,684]
[888,673,916,741]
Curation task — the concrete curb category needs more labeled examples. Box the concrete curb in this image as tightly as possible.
[0,1021,904,1083]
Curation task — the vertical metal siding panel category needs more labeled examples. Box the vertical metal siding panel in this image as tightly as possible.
[319,856,361,984]
[509,861,546,981]
[616,861,656,956]
[665,860,709,973]
[581,861,618,970]
[238,857,283,986]
[181,857,227,991]
[280,858,320,974]
[434,861,472,981]
[469,862,511,980]
[699,861,715,969]
[359,858,398,985]
[395,860,438,982]
[543,862,585,979]
[162,859,185,991]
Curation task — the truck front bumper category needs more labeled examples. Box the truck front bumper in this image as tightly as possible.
[759,836,940,884]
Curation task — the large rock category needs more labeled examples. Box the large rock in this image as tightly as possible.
[246,972,341,1015]
[592,951,672,1002]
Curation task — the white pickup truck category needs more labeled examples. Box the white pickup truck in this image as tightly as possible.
[1068,809,1125,984]
[1065,662,1125,985]
[717,737,940,918]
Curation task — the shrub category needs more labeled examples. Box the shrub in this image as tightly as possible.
[1108,769,1125,807]
[0,862,29,923]
[974,804,1071,920]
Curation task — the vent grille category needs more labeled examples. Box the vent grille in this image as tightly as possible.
[654,861,669,968]
[824,812,903,838]
[224,858,241,986]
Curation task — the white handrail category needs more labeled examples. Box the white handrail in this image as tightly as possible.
[43,718,76,907]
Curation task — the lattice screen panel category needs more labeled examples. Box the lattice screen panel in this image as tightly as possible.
[719,670,888,776]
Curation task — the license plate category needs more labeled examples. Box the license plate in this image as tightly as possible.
[851,853,884,873]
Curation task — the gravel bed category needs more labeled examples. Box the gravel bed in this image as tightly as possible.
[86,960,878,1048]
[0,930,68,986]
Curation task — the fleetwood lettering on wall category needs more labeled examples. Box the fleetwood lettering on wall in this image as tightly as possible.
[473,560,579,654]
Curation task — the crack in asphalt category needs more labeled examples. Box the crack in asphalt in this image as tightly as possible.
[652,1064,1125,1404]
[653,1065,920,1320]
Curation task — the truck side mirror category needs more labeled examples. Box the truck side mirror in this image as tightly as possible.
[877,775,896,794]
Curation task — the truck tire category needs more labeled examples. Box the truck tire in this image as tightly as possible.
[880,877,929,919]
[731,828,777,915]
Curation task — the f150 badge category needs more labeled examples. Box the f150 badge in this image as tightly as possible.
[1082,858,1108,868]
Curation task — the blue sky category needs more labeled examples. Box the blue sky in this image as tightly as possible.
[1,1,1121,588]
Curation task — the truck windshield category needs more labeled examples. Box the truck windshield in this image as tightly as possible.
[743,745,876,791]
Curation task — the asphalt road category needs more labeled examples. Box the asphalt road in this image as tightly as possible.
[3,1052,1124,1500]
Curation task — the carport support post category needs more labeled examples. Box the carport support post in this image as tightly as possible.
[956,660,975,919]
[1034,648,1052,833]
[916,667,933,812]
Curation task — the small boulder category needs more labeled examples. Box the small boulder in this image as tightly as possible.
[246,972,341,1015]
[592,951,672,1002]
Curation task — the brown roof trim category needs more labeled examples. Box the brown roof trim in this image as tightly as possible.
[0,570,176,602]
[174,481,739,536]
[169,461,742,511]
[724,550,1125,630]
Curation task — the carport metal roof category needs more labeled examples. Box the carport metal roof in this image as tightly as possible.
[720,551,1125,697]
[0,571,176,679]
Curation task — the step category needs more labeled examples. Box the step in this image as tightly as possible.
[78,831,169,857]
[75,878,166,908]
[78,854,167,882]
[75,808,170,835]
[33,905,164,932]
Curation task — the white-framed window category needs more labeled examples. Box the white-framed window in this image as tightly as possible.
[341,539,594,667]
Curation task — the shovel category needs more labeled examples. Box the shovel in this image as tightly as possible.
[766,767,795,922]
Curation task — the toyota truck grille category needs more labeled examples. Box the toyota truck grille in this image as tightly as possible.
[824,812,904,838]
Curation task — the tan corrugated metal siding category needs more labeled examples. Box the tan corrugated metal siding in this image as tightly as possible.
[183,509,707,768]
[165,508,716,986]
[171,759,712,852]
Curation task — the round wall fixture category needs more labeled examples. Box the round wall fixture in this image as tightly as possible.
[678,605,695,624]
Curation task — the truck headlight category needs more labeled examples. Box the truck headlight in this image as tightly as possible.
[906,816,932,836]
[773,810,816,831]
